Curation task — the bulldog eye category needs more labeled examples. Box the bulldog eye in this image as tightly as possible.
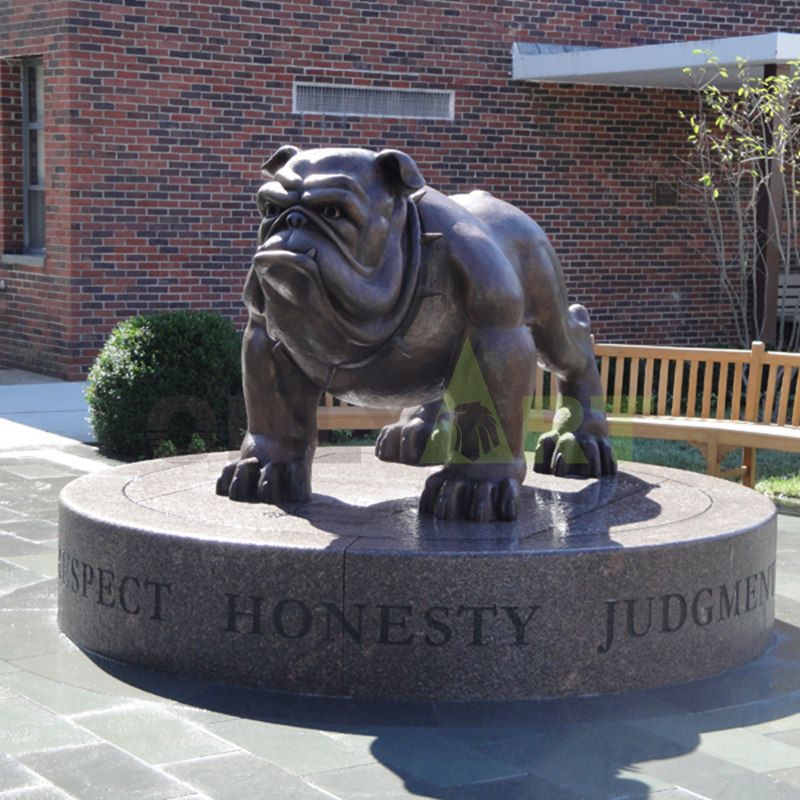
[321,204,342,220]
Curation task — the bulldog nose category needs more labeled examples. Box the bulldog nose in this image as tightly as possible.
[285,210,307,229]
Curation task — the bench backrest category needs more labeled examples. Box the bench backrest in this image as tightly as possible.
[594,341,800,427]
[319,341,800,430]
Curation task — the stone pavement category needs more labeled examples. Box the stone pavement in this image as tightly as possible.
[2,372,800,799]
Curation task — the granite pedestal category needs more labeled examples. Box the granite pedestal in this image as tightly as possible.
[58,448,777,700]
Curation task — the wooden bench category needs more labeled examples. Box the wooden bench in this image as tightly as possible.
[584,341,799,486]
[318,341,800,488]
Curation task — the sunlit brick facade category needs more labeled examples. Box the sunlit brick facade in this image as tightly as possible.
[1,1,798,378]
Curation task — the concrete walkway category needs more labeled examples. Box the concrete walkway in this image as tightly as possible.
[0,370,93,444]
[2,374,800,799]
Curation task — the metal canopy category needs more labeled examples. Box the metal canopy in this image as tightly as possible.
[512,32,800,90]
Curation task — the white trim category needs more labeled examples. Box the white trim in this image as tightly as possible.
[512,32,800,90]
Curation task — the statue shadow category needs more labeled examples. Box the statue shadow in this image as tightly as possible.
[88,618,800,799]
[284,469,664,553]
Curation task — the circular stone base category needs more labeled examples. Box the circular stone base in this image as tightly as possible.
[58,449,777,700]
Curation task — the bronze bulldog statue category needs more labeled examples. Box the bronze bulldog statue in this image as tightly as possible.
[217,146,615,521]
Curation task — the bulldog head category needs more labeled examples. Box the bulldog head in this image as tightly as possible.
[250,146,426,364]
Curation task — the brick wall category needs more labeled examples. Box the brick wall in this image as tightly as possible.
[1,0,798,378]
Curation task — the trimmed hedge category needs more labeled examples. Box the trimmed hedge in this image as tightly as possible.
[87,311,242,457]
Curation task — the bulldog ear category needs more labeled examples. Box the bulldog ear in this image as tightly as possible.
[261,145,300,178]
[375,149,425,196]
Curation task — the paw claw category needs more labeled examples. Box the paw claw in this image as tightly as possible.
[535,427,615,479]
[219,453,309,506]
[421,468,521,523]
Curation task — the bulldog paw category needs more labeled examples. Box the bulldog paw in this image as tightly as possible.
[534,429,616,478]
[419,467,521,522]
[216,456,310,504]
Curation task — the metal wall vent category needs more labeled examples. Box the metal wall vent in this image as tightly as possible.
[293,82,455,120]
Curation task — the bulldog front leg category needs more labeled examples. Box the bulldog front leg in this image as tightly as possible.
[216,317,321,503]
[420,326,534,521]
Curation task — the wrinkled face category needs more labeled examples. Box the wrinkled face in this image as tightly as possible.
[252,149,399,319]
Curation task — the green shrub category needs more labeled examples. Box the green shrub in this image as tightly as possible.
[87,311,242,458]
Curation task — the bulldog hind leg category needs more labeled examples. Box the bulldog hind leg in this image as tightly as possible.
[375,400,443,465]
[532,302,616,478]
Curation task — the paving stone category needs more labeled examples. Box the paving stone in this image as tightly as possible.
[8,650,202,706]
[0,535,50,559]
[766,763,800,787]
[307,762,469,800]
[630,716,800,773]
[448,774,585,800]
[0,753,41,791]
[206,719,376,776]
[18,743,194,800]
[5,552,58,579]
[181,686,437,728]
[0,464,79,480]
[766,728,800,747]
[775,571,800,603]
[0,660,19,675]
[0,507,27,525]
[0,785,76,799]
[685,767,800,800]
[477,724,673,797]
[0,671,123,716]
[432,725,549,748]
[73,704,239,765]
[0,561,43,597]
[325,728,524,788]
[0,609,76,661]
[0,695,97,754]
[0,519,58,544]
[165,751,335,800]
[0,579,58,612]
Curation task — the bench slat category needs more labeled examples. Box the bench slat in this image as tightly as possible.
[612,355,625,415]
[671,359,685,416]
[776,366,792,426]
[764,363,779,424]
[731,361,744,421]
[792,367,800,428]
[627,356,640,416]
[643,358,654,415]
[701,361,714,418]
[716,361,729,420]
[657,358,670,416]
[685,360,699,418]
[599,355,610,402]
[744,342,766,422]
